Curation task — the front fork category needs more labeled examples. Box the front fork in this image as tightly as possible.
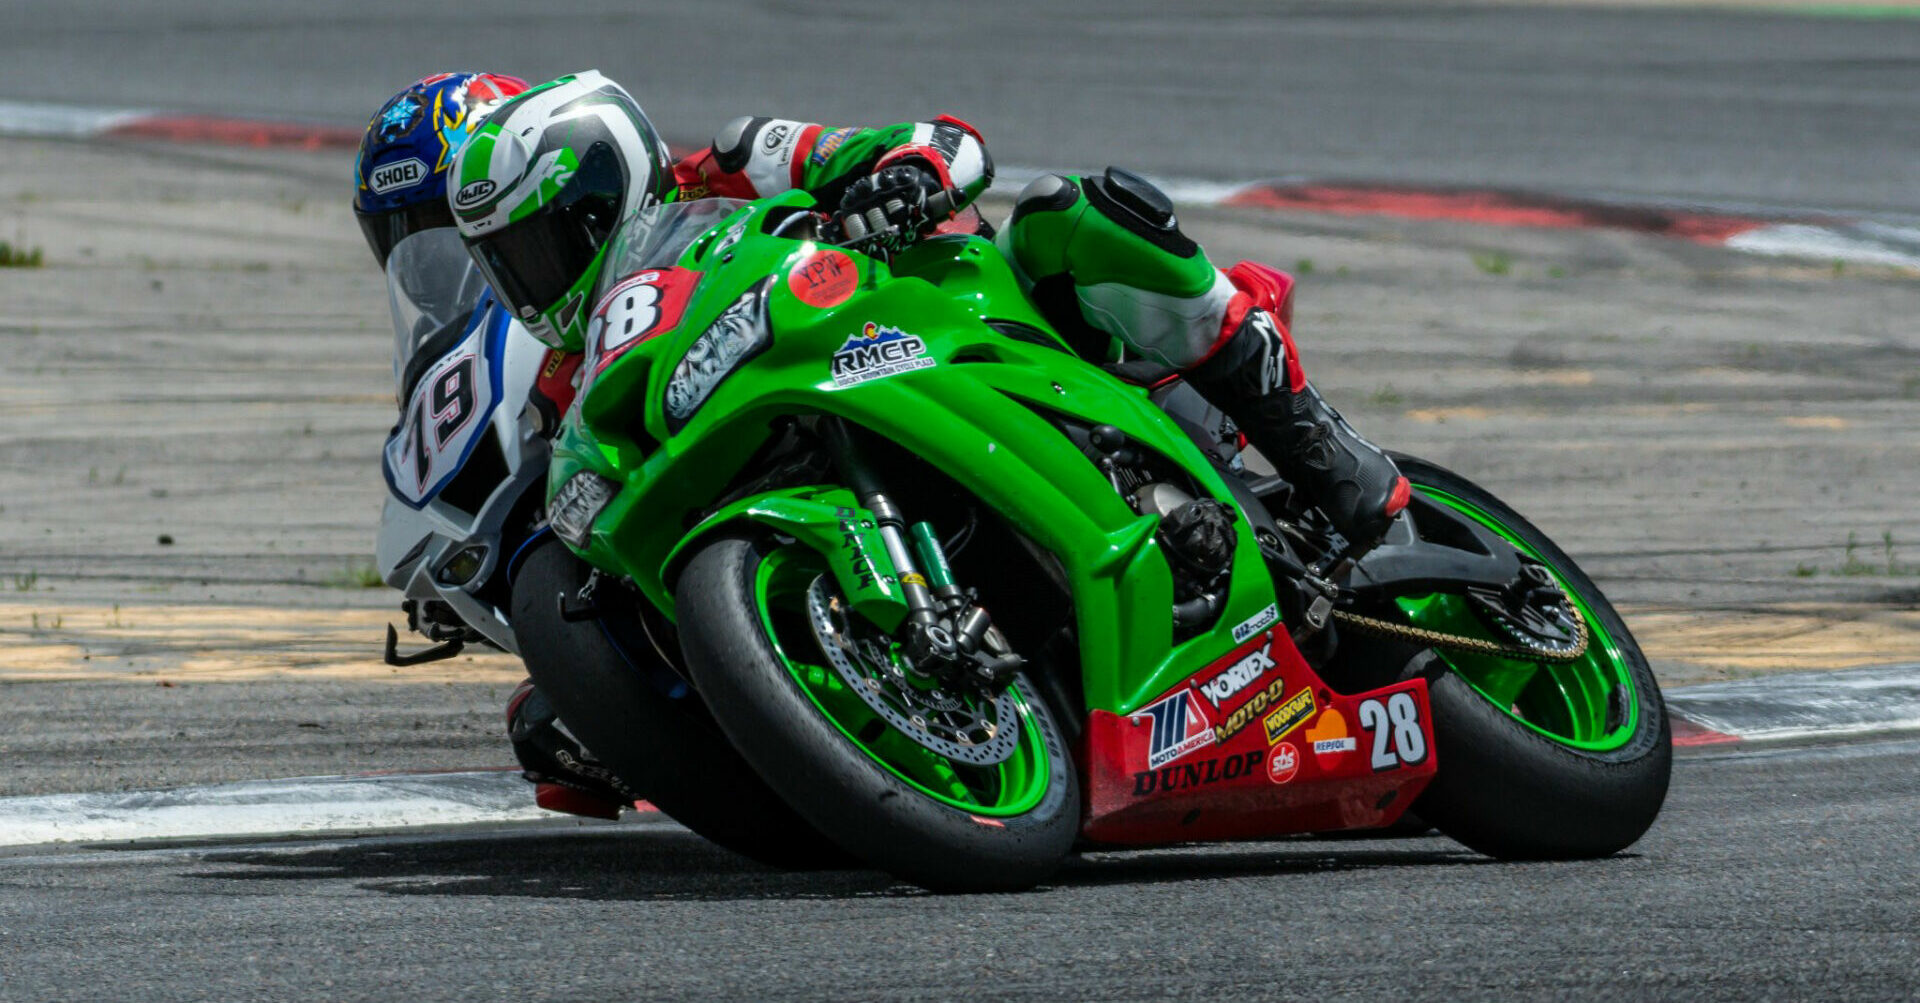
[821,419,1024,689]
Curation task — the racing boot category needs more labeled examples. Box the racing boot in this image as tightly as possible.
[1186,264,1411,549]
[506,679,636,820]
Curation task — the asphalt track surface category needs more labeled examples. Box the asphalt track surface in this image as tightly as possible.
[3,1,1920,214]
[3,3,1919,996]
[0,737,1912,1000]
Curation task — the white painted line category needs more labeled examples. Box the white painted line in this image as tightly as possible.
[1726,222,1920,269]
[1666,663,1920,743]
[0,99,148,139]
[0,771,557,847]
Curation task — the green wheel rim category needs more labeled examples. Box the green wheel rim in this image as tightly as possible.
[1395,487,1641,752]
[752,545,1053,816]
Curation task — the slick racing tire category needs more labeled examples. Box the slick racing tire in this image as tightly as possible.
[511,537,851,870]
[1391,454,1672,860]
[675,536,1080,894]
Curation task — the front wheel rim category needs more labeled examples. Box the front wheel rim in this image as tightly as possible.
[752,544,1055,816]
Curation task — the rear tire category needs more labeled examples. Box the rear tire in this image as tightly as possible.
[1390,455,1671,859]
[511,537,851,870]
[676,536,1079,893]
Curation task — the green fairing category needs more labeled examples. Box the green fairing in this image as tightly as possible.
[663,487,909,633]
[547,190,1279,716]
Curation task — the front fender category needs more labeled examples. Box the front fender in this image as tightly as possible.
[662,486,909,633]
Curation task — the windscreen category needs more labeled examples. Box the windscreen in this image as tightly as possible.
[385,228,489,390]
[592,198,748,307]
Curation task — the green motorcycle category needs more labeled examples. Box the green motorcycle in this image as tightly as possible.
[514,190,1670,892]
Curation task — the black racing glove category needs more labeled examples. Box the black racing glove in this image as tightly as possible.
[837,163,949,254]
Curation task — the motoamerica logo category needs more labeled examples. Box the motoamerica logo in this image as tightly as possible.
[831,322,935,388]
[1132,749,1264,795]
[1132,689,1215,770]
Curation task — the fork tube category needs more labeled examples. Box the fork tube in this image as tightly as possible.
[823,419,939,626]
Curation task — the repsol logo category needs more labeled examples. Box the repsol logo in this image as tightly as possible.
[370,158,427,194]
[1197,649,1275,708]
[1132,749,1264,795]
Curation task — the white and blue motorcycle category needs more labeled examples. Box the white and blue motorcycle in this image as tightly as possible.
[368,225,845,868]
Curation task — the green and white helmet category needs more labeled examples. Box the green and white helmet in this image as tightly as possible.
[449,70,671,350]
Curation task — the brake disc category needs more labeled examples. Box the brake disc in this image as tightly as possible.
[806,578,1020,767]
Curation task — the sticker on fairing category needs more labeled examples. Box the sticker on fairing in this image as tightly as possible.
[382,312,503,508]
[588,267,701,376]
[1232,603,1279,643]
[830,322,934,388]
[1131,689,1216,770]
[789,249,856,308]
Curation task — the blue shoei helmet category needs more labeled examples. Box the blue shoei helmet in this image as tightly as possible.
[353,72,528,267]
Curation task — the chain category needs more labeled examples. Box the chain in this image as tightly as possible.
[1330,606,1590,663]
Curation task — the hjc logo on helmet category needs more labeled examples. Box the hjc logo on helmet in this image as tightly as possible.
[454,179,498,209]
[370,158,427,194]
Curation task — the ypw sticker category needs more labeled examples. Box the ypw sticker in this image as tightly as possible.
[1197,648,1276,709]
[1262,688,1316,745]
[1232,603,1279,643]
[789,249,857,308]
[830,322,934,388]
[1132,690,1216,770]
[1306,707,1357,758]
[370,158,428,194]
[454,179,497,209]
[1130,749,1264,796]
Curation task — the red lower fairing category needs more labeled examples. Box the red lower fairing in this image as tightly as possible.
[1079,627,1437,844]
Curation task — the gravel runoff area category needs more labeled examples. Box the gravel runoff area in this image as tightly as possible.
[1,137,1916,795]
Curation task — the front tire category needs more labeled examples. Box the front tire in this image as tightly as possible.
[676,536,1080,893]
[1389,455,1672,859]
[511,537,850,870]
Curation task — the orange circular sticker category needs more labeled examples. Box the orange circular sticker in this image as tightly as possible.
[1267,742,1301,784]
[789,249,857,308]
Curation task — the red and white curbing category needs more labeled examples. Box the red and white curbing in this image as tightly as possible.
[0,665,1911,850]
[5,99,1918,268]
[0,770,659,849]
[1664,663,1920,748]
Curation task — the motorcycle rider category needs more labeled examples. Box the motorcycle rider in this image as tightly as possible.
[443,70,1410,818]
[356,72,648,819]
[454,71,1408,547]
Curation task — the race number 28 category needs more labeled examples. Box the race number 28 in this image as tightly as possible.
[1358,692,1428,771]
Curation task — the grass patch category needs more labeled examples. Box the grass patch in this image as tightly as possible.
[1293,258,1314,275]
[1471,251,1512,276]
[1370,383,1403,406]
[1814,530,1920,577]
[12,571,39,592]
[0,241,44,268]
[329,560,385,589]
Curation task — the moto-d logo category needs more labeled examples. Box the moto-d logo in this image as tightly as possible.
[830,322,934,388]
[1133,690,1216,770]
[370,158,428,194]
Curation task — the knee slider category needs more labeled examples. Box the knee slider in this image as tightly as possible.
[1085,166,1197,258]
[1009,173,1081,226]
